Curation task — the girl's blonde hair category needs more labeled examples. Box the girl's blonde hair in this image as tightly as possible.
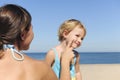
[58,19,86,41]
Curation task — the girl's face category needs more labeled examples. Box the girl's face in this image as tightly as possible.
[64,26,85,49]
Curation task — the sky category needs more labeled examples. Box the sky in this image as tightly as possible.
[0,0,120,52]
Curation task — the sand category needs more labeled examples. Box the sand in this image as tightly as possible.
[80,64,120,80]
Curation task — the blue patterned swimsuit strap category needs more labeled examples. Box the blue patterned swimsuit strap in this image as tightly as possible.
[3,44,24,61]
[52,48,59,60]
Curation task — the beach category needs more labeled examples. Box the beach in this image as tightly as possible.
[80,64,120,80]
[25,52,120,80]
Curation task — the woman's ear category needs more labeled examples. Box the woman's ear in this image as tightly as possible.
[20,31,26,41]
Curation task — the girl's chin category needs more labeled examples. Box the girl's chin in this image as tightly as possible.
[72,45,78,49]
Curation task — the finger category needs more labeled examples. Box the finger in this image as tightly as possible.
[66,40,72,48]
[67,40,74,49]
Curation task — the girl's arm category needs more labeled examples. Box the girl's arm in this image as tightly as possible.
[60,58,71,80]
[45,50,55,67]
[60,43,75,80]
[75,52,82,80]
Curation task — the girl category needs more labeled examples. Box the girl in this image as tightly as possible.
[45,19,86,80]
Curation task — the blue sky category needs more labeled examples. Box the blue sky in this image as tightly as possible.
[0,0,120,52]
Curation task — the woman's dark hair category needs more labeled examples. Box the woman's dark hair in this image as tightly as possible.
[0,4,32,51]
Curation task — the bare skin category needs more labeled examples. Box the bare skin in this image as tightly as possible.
[0,49,57,80]
[0,25,57,80]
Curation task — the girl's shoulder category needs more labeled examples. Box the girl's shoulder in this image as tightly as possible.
[47,48,56,56]
[45,48,56,61]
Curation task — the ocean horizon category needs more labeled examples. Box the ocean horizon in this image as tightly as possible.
[25,52,120,64]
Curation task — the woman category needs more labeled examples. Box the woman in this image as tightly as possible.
[0,4,57,80]
[0,4,74,80]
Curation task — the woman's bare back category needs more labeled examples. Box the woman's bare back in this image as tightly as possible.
[0,54,57,80]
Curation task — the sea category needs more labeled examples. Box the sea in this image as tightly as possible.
[25,52,120,64]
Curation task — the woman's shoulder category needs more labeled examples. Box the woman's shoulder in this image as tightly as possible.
[23,54,46,66]
[31,60,57,80]
[23,55,49,72]
[23,55,56,79]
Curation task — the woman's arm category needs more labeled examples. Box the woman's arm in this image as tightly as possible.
[39,61,58,80]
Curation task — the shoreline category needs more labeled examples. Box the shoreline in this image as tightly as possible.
[80,64,120,80]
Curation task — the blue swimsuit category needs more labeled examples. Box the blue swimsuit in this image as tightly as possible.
[3,44,24,61]
[52,48,76,80]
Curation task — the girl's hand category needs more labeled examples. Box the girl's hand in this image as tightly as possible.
[61,40,75,64]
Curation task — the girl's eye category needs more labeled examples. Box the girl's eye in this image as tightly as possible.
[81,38,84,40]
[76,35,80,37]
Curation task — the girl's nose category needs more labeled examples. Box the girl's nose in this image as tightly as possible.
[78,38,82,42]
